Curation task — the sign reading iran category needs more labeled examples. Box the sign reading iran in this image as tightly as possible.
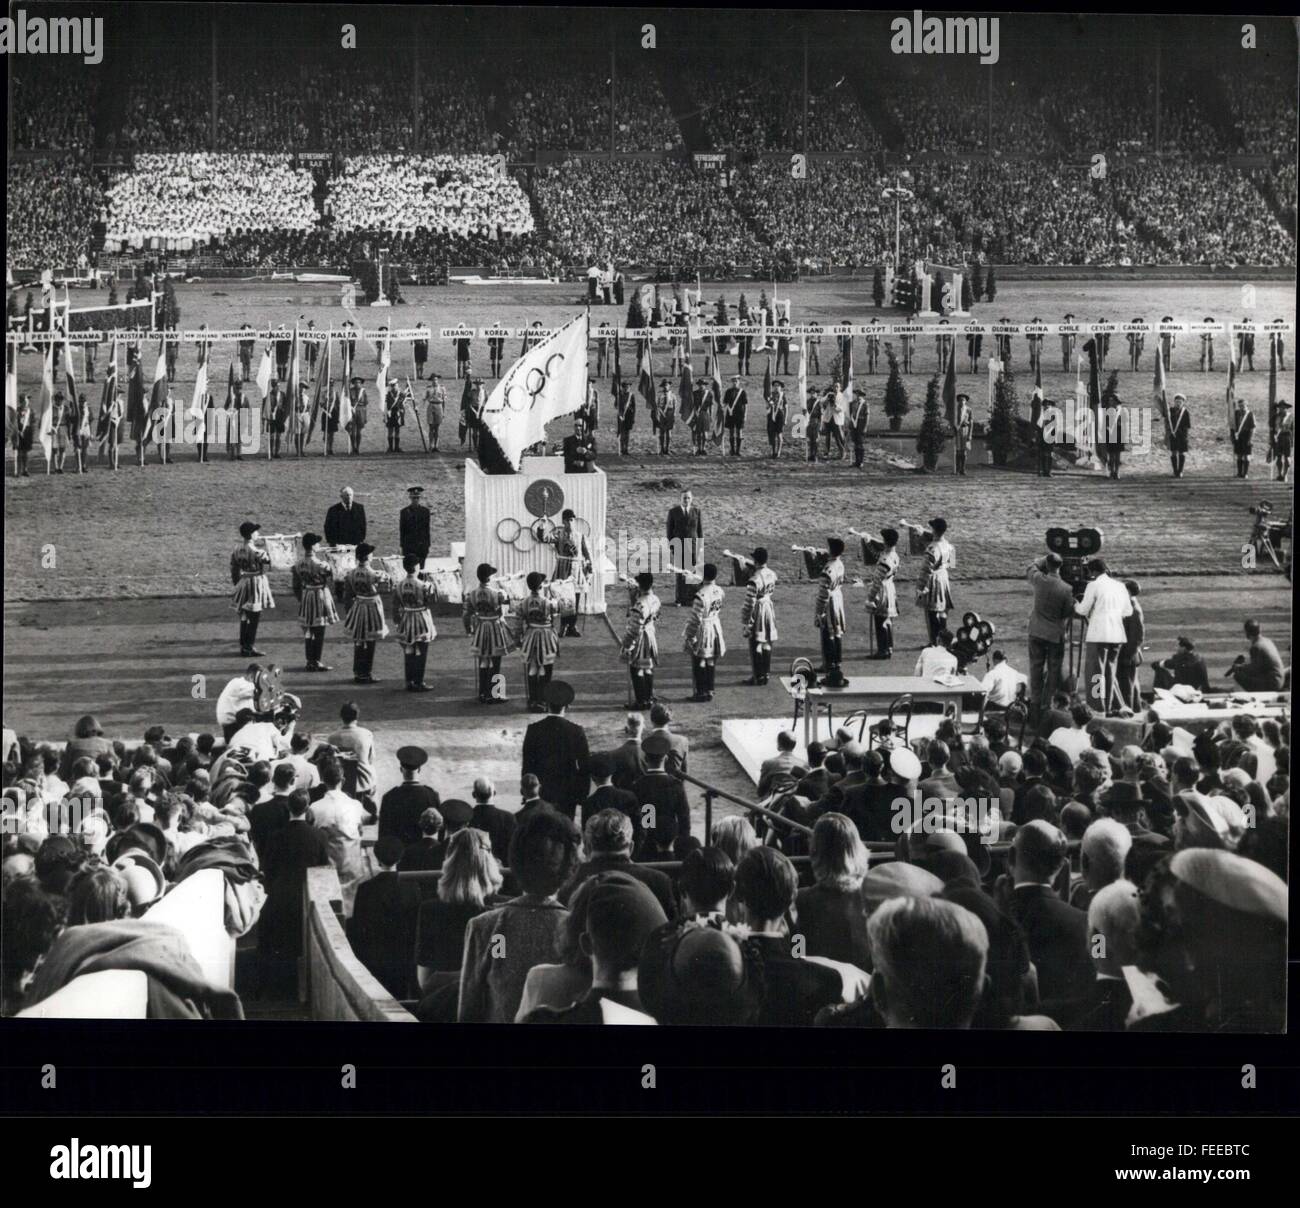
[479,313,589,470]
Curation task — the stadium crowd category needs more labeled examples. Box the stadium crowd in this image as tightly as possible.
[420,64,497,154]
[10,67,99,156]
[7,159,102,271]
[1,666,1288,1028]
[317,62,417,154]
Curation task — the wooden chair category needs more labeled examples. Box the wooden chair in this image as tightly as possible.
[868,693,914,751]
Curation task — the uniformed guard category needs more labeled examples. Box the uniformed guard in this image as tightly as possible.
[994,318,1011,364]
[550,508,591,638]
[656,379,675,455]
[1099,392,1124,480]
[399,485,431,567]
[814,537,848,686]
[265,379,286,459]
[864,320,881,375]
[1167,392,1191,478]
[292,531,338,672]
[615,375,636,455]
[683,562,726,702]
[805,320,822,375]
[1230,397,1255,479]
[238,323,255,382]
[1199,316,1215,372]
[775,316,791,375]
[954,392,973,475]
[1236,320,1255,372]
[595,321,612,378]
[916,517,955,644]
[11,393,35,476]
[227,380,249,461]
[1273,321,1287,371]
[1159,316,1175,371]
[519,571,560,712]
[103,389,124,471]
[72,391,92,474]
[343,542,391,684]
[293,381,311,457]
[385,382,406,453]
[454,323,472,378]
[722,374,748,456]
[394,556,437,691]
[412,321,429,379]
[621,571,661,709]
[581,376,600,432]
[49,391,70,473]
[900,321,916,373]
[935,319,954,372]
[848,388,869,469]
[691,376,715,456]
[966,329,982,373]
[1026,318,1044,374]
[424,375,445,451]
[865,527,900,660]
[1273,400,1293,481]
[230,521,275,657]
[164,327,178,383]
[463,562,514,704]
[740,546,778,684]
[1095,318,1110,370]
[1060,314,1076,373]
[736,294,753,374]
[150,388,173,466]
[304,318,318,377]
[766,378,788,459]
[274,324,290,380]
[488,321,505,378]
[1127,318,1145,372]
[346,375,367,455]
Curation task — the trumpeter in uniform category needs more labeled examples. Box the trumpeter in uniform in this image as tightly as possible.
[393,556,437,692]
[740,546,778,685]
[399,485,431,567]
[917,517,956,644]
[230,521,275,657]
[550,509,591,638]
[292,531,339,672]
[343,543,390,684]
[1230,397,1254,479]
[865,527,900,659]
[684,562,726,702]
[463,562,514,705]
[621,571,661,709]
[519,571,560,712]
[1167,392,1191,478]
[814,537,848,685]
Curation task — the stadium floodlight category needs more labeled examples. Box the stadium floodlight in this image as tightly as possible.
[880,174,915,270]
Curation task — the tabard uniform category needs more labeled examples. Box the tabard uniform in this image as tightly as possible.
[518,592,560,667]
[814,555,847,678]
[231,544,275,613]
[741,564,778,682]
[344,563,390,641]
[919,536,955,642]
[463,584,512,661]
[552,526,590,585]
[866,546,900,658]
[684,582,726,660]
[622,589,661,707]
[293,554,339,632]
[393,574,437,649]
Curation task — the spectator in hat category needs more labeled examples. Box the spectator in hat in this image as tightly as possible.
[378,745,440,851]
[524,873,667,1023]
[1099,780,1170,885]
[520,680,590,821]
[469,777,515,864]
[458,810,581,1024]
[794,814,872,969]
[999,820,1091,1003]
[396,807,447,873]
[580,754,640,840]
[348,835,423,1000]
[632,732,691,859]
[868,896,989,1030]
[733,847,843,1026]
[1132,849,1286,1033]
[638,919,763,1026]
[561,809,674,917]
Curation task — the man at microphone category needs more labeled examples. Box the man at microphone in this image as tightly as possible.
[666,489,703,607]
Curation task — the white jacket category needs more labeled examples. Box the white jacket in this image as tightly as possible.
[1076,574,1132,644]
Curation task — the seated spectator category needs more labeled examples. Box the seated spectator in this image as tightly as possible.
[561,810,674,917]
[757,731,807,798]
[64,864,131,927]
[981,649,1028,710]
[1152,635,1213,694]
[794,814,871,969]
[915,629,958,678]
[397,807,447,873]
[1049,703,1096,761]
[1055,878,1140,1031]
[469,778,515,864]
[1072,818,1132,911]
[415,828,505,992]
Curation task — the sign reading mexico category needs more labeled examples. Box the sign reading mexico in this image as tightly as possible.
[479,314,589,470]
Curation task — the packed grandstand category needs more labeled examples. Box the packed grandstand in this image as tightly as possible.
[5,9,1296,279]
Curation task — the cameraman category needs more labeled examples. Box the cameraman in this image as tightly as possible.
[1025,553,1075,719]
[1075,558,1132,717]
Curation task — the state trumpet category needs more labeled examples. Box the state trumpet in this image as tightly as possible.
[722,548,754,568]
[791,544,825,555]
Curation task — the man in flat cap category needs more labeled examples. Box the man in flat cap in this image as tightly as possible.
[378,745,440,851]
[520,680,590,821]
[399,486,431,568]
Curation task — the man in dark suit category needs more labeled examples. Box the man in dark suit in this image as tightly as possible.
[1051,877,1138,1031]
[399,486,431,566]
[999,821,1091,1004]
[324,486,367,547]
[520,681,591,820]
[580,753,641,837]
[395,807,448,872]
[560,809,674,917]
[470,777,516,863]
[347,835,423,1000]
[666,489,703,605]
[562,415,597,473]
[249,763,296,865]
[259,789,332,991]
[517,774,558,820]
[377,745,440,851]
[608,714,648,791]
[632,732,690,857]
[643,704,688,778]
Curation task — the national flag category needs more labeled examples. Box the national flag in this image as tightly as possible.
[188,360,209,446]
[1083,336,1102,461]
[841,332,854,391]
[763,355,773,404]
[308,337,331,443]
[37,345,55,468]
[287,323,303,434]
[5,363,17,423]
[64,335,79,439]
[255,348,273,399]
[1153,341,1171,450]
[637,340,655,412]
[479,313,589,470]
[1266,334,1278,462]
[797,335,808,410]
[942,339,958,425]
[612,323,622,395]
[679,359,695,423]
[97,338,118,445]
[1226,356,1237,441]
[223,362,241,449]
[375,325,390,405]
[126,358,146,445]
[148,338,168,443]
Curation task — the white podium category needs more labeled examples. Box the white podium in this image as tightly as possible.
[464,458,608,614]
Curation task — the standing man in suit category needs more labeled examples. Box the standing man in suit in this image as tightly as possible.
[378,745,440,850]
[347,835,423,999]
[399,485,431,567]
[469,777,516,863]
[722,375,748,456]
[259,788,332,992]
[1025,554,1075,720]
[633,731,691,856]
[580,755,642,837]
[520,681,591,821]
[998,821,1091,1005]
[324,486,367,547]
[667,489,703,606]
[562,416,597,473]
[643,703,689,778]
[1166,392,1190,478]
[608,714,647,791]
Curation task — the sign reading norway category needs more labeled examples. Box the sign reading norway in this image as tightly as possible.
[478,314,589,470]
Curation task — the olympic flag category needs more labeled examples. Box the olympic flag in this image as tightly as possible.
[478,313,589,470]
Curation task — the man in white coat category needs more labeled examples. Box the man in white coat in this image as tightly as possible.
[1074,558,1132,717]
